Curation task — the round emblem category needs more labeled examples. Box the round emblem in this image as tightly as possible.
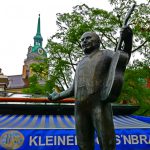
[0,130,24,149]
[38,48,43,54]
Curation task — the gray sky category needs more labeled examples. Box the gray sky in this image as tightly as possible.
[0,0,144,75]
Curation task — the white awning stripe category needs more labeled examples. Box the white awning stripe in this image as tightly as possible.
[0,114,149,129]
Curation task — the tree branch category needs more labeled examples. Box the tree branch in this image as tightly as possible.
[56,78,65,91]
[68,52,76,72]
[132,40,147,53]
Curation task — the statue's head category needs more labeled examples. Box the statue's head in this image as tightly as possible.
[80,32,100,55]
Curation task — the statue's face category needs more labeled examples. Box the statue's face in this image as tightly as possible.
[80,32,99,54]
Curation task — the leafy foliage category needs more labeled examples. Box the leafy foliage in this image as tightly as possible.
[109,0,150,55]
[23,57,53,95]
[27,1,150,115]
[118,59,150,115]
[46,2,150,90]
[46,4,121,91]
[23,75,44,94]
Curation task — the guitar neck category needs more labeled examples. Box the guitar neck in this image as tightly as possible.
[115,3,136,52]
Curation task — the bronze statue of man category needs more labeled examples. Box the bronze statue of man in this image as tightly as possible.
[48,27,133,150]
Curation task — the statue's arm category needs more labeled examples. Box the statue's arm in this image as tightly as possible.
[117,4,135,61]
[121,26,133,60]
[48,82,74,101]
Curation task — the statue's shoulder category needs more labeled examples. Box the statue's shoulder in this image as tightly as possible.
[77,55,87,66]
[100,49,114,57]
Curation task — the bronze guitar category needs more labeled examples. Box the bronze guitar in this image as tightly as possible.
[101,4,136,102]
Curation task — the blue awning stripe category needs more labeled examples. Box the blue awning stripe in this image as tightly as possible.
[34,115,43,128]
[29,115,39,128]
[61,115,73,128]
[126,115,150,125]
[7,115,26,128]
[21,115,34,128]
[15,115,30,128]
[41,115,46,128]
[114,116,145,128]
[65,115,75,128]
[49,115,56,128]
[0,114,12,123]
[131,115,150,124]
[120,116,145,125]
[0,115,19,127]
[45,115,50,128]
[67,115,75,125]
[114,116,150,128]
[57,115,68,128]
[0,114,149,129]
[114,116,138,127]
[53,115,61,128]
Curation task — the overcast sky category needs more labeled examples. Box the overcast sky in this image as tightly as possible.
[0,0,144,76]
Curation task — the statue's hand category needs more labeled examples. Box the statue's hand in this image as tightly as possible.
[121,25,133,44]
[48,91,60,101]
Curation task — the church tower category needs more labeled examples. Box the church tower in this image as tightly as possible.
[22,14,47,81]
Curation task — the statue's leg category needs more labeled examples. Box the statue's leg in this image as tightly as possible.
[75,102,95,150]
[92,102,116,150]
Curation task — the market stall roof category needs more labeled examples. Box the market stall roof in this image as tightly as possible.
[0,114,149,129]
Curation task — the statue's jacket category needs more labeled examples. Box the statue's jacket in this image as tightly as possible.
[74,49,114,101]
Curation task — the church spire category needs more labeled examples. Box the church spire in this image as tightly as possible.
[37,14,41,36]
[33,14,43,47]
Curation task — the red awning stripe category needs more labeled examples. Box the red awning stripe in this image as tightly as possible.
[0,97,75,103]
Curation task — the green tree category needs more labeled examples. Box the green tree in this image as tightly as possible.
[46,4,121,90]
[118,59,150,115]
[23,57,53,95]
[28,1,150,115]
[46,1,150,90]
[23,75,44,95]
[109,0,150,55]
[108,0,150,115]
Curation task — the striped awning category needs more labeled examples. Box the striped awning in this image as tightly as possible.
[0,114,149,129]
[0,114,149,150]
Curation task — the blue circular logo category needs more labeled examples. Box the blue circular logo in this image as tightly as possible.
[0,130,24,149]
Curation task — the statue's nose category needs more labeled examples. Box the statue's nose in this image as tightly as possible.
[83,39,87,43]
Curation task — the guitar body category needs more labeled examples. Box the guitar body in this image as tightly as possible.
[100,4,135,102]
[101,51,129,102]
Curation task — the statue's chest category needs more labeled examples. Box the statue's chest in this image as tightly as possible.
[78,57,97,74]
[75,53,104,84]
